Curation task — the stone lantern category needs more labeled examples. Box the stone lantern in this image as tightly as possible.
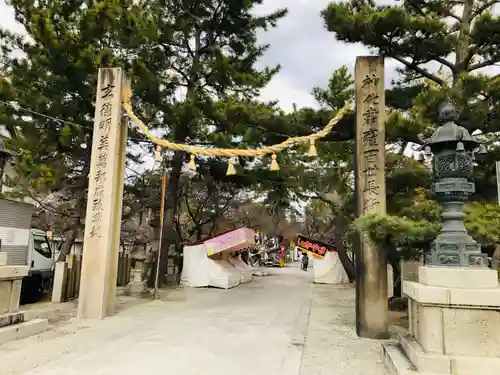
[126,248,148,297]
[422,101,487,267]
[382,101,500,375]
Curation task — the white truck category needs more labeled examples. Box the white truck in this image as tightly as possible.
[0,199,62,303]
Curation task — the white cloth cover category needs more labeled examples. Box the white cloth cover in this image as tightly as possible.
[228,256,253,283]
[180,244,240,289]
[248,263,267,276]
[311,251,350,284]
[180,244,210,287]
[251,267,267,276]
[210,260,241,289]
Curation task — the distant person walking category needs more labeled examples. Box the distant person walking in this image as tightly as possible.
[175,251,184,275]
[301,252,309,272]
[241,250,249,265]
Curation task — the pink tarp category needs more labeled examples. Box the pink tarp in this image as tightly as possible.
[205,227,255,256]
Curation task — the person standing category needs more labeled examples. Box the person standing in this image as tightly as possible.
[241,250,249,265]
[301,252,309,271]
[175,251,183,275]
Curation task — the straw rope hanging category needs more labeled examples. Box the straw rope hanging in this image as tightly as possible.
[121,87,352,173]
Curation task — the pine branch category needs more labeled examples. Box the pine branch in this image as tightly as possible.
[472,0,499,16]
[434,56,456,72]
[14,176,72,218]
[468,58,500,71]
[387,53,447,86]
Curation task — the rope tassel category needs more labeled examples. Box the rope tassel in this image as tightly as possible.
[188,154,197,171]
[270,153,279,171]
[226,160,236,176]
[308,139,317,157]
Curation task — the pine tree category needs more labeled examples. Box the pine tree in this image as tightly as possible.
[323,0,500,266]
[0,0,157,257]
[132,0,287,285]
[322,0,500,144]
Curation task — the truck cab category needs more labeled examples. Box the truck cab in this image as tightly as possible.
[0,199,60,303]
[20,229,65,303]
[23,229,58,298]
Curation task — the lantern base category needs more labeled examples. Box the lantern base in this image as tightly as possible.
[382,266,500,375]
[426,250,487,267]
[428,232,487,267]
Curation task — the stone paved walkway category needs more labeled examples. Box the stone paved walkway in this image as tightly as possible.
[0,264,388,375]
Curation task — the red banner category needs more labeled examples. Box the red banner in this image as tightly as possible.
[296,235,335,258]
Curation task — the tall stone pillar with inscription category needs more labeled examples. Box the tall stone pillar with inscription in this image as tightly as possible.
[77,68,129,320]
[382,103,500,375]
[354,56,389,339]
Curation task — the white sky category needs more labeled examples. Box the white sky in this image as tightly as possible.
[2,0,497,110]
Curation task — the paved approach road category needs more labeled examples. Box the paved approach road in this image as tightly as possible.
[0,264,388,375]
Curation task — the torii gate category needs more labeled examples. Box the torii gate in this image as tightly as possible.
[78,65,388,341]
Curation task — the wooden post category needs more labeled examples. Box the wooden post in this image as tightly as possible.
[77,68,129,320]
[126,254,132,284]
[118,253,125,286]
[74,254,82,297]
[66,254,75,299]
[354,56,389,339]
[153,171,167,298]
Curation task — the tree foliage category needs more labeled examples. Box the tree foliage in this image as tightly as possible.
[0,1,290,268]
[130,2,288,283]
[322,0,500,257]
[355,201,500,258]
[0,0,154,256]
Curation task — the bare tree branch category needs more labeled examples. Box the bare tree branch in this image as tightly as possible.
[472,0,499,16]
[468,58,500,72]
[387,54,446,86]
[14,176,72,218]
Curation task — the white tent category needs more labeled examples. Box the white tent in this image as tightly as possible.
[180,228,256,289]
[227,256,253,283]
[311,251,350,284]
[180,244,242,289]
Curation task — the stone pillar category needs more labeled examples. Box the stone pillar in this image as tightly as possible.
[51,261,67,303]
[354,56,388,339]
[77,68,129,320]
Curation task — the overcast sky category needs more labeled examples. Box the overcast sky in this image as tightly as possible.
[0,0,403,111]
[253,0,401,110]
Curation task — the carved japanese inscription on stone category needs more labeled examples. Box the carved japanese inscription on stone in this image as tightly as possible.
[89,82,115,238]
[356,56,386,217]
[354,57,389,338]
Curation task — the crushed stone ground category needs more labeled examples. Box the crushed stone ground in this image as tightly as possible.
[0,265,390,375]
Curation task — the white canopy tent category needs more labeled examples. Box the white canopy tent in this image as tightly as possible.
[180,227,258,289]
[297,235,350,285]
[311,251,350,284]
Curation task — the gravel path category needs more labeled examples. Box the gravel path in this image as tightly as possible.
[0,264,388,375]
[300,282,388,375]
